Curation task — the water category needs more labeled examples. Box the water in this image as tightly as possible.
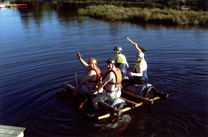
[0,1,208,137]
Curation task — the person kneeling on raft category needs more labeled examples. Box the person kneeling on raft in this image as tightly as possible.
[92,58,122,110]
[126,43,148,85]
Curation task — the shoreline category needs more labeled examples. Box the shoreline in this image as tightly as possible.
[12,0,208,27]
[78,5,208,27]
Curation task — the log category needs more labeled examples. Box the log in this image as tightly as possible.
[122,89,154,105]
[98,97,143,120]
[120,97,140,107]
[0,125,25,137]
[157,91,169,99]
[149,96,161,101]
[99,101,120,115]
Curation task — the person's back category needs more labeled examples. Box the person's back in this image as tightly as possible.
[114,46,129,79]
[85,66,102,91]
[103,66,122,92]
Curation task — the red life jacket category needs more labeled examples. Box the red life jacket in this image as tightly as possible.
[86,67,102,86]
[104,67,122,88]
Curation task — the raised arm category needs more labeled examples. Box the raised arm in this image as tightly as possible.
[77,52,89,68]
[133,43,142,53]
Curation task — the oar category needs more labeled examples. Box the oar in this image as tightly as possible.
[75,73,88,112]
[126,37,146,52]
[75,73,78,87]
[74,73,81,103]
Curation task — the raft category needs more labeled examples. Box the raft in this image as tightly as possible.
[56,82,169,120]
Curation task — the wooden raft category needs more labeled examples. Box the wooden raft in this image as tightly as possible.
[60,83,169,120]
[0,125,26,137]
[63,84,145,120]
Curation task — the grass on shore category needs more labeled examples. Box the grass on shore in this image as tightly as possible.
[78,5,208,26]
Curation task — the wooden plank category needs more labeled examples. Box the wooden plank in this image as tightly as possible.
[0,125,25,137]
[122,89,154,105]
[149,96,161,102]
[98,98,144,120]
[121,89,169,104]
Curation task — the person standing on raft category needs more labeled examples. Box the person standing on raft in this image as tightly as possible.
[127,43,148,84]
[92,58,122,110]
[73,52,103,98]
[114,46,129,79]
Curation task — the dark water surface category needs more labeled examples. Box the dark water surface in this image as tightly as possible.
[0,1,208,137]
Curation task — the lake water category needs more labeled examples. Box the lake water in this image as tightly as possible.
[0,1,208,137]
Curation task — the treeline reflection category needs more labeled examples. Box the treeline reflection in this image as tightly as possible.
[15,1,83,28]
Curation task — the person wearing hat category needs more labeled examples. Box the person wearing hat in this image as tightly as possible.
[128,43,148,84]
[92,58,122,110]
[73,52,103,98]
[114,46,129,79]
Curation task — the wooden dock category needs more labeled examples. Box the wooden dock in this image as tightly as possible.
[0,125,26,137]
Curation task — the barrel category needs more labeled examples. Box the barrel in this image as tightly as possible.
[123,83,157,98]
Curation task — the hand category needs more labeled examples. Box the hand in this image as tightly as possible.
[93,91,98,95]
[128,72,133,76]
[77,52,82,59]
[133,43,138,48]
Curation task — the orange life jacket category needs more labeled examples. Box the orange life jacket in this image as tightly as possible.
[104,67,122,88]
[86,67,102,86]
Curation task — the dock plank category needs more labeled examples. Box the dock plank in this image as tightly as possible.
[0,125,25,137]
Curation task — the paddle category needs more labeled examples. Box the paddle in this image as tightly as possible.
[75,73,88,112]
[126,37,146,52]
[73,73,82,103]
[75,73,79,87]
